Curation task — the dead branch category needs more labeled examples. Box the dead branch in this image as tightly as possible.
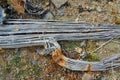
[52,48,106,71]
[90,38,113,53]
[52,49,120,71]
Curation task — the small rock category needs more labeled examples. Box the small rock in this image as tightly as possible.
[78,5,84,13]
[46,74,50,77]
[96,6,102,12]
[60,77,65,80]
[51,0,67,8]
[88,6,96,11]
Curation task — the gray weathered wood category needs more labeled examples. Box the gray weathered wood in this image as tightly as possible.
[0,19,120,71]
[0,19,120,48]
[101,54,120,63]
[52,49,120,71]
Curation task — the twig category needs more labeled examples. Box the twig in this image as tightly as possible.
[90,38,113,53]
[112,41,120,44]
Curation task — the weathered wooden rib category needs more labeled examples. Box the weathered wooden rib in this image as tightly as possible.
[101,54,120,64]
[52,48,120,71]
[0,19,120,72]
[0,19,120,48]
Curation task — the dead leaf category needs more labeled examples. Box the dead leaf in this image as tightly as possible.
[7,0,25,14]
[75,47,82,53]
[42,1,50,7]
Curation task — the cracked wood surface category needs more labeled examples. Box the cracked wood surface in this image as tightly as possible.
[0,19,120,48]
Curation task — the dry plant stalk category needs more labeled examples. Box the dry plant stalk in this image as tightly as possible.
[7,0,25,14]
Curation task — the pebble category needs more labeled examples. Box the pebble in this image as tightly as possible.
[60,77,65,80]
[96,6,102,12]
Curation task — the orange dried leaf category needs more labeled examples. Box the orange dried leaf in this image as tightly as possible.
[75,47,82,53]
[7,0,25,14]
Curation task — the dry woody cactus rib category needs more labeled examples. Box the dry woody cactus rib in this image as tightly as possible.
[52,48,120,72]
[52,48,106,71]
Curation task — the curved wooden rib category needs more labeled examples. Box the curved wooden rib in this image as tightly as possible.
[52,49,106,71]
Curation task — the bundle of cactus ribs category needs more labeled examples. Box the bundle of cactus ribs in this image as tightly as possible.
[0,0,120,79]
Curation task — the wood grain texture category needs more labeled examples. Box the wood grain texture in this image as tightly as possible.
[0,19,120,48]
[52,49,120,71]
[52,48,106,71]
[0,19,120,71]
